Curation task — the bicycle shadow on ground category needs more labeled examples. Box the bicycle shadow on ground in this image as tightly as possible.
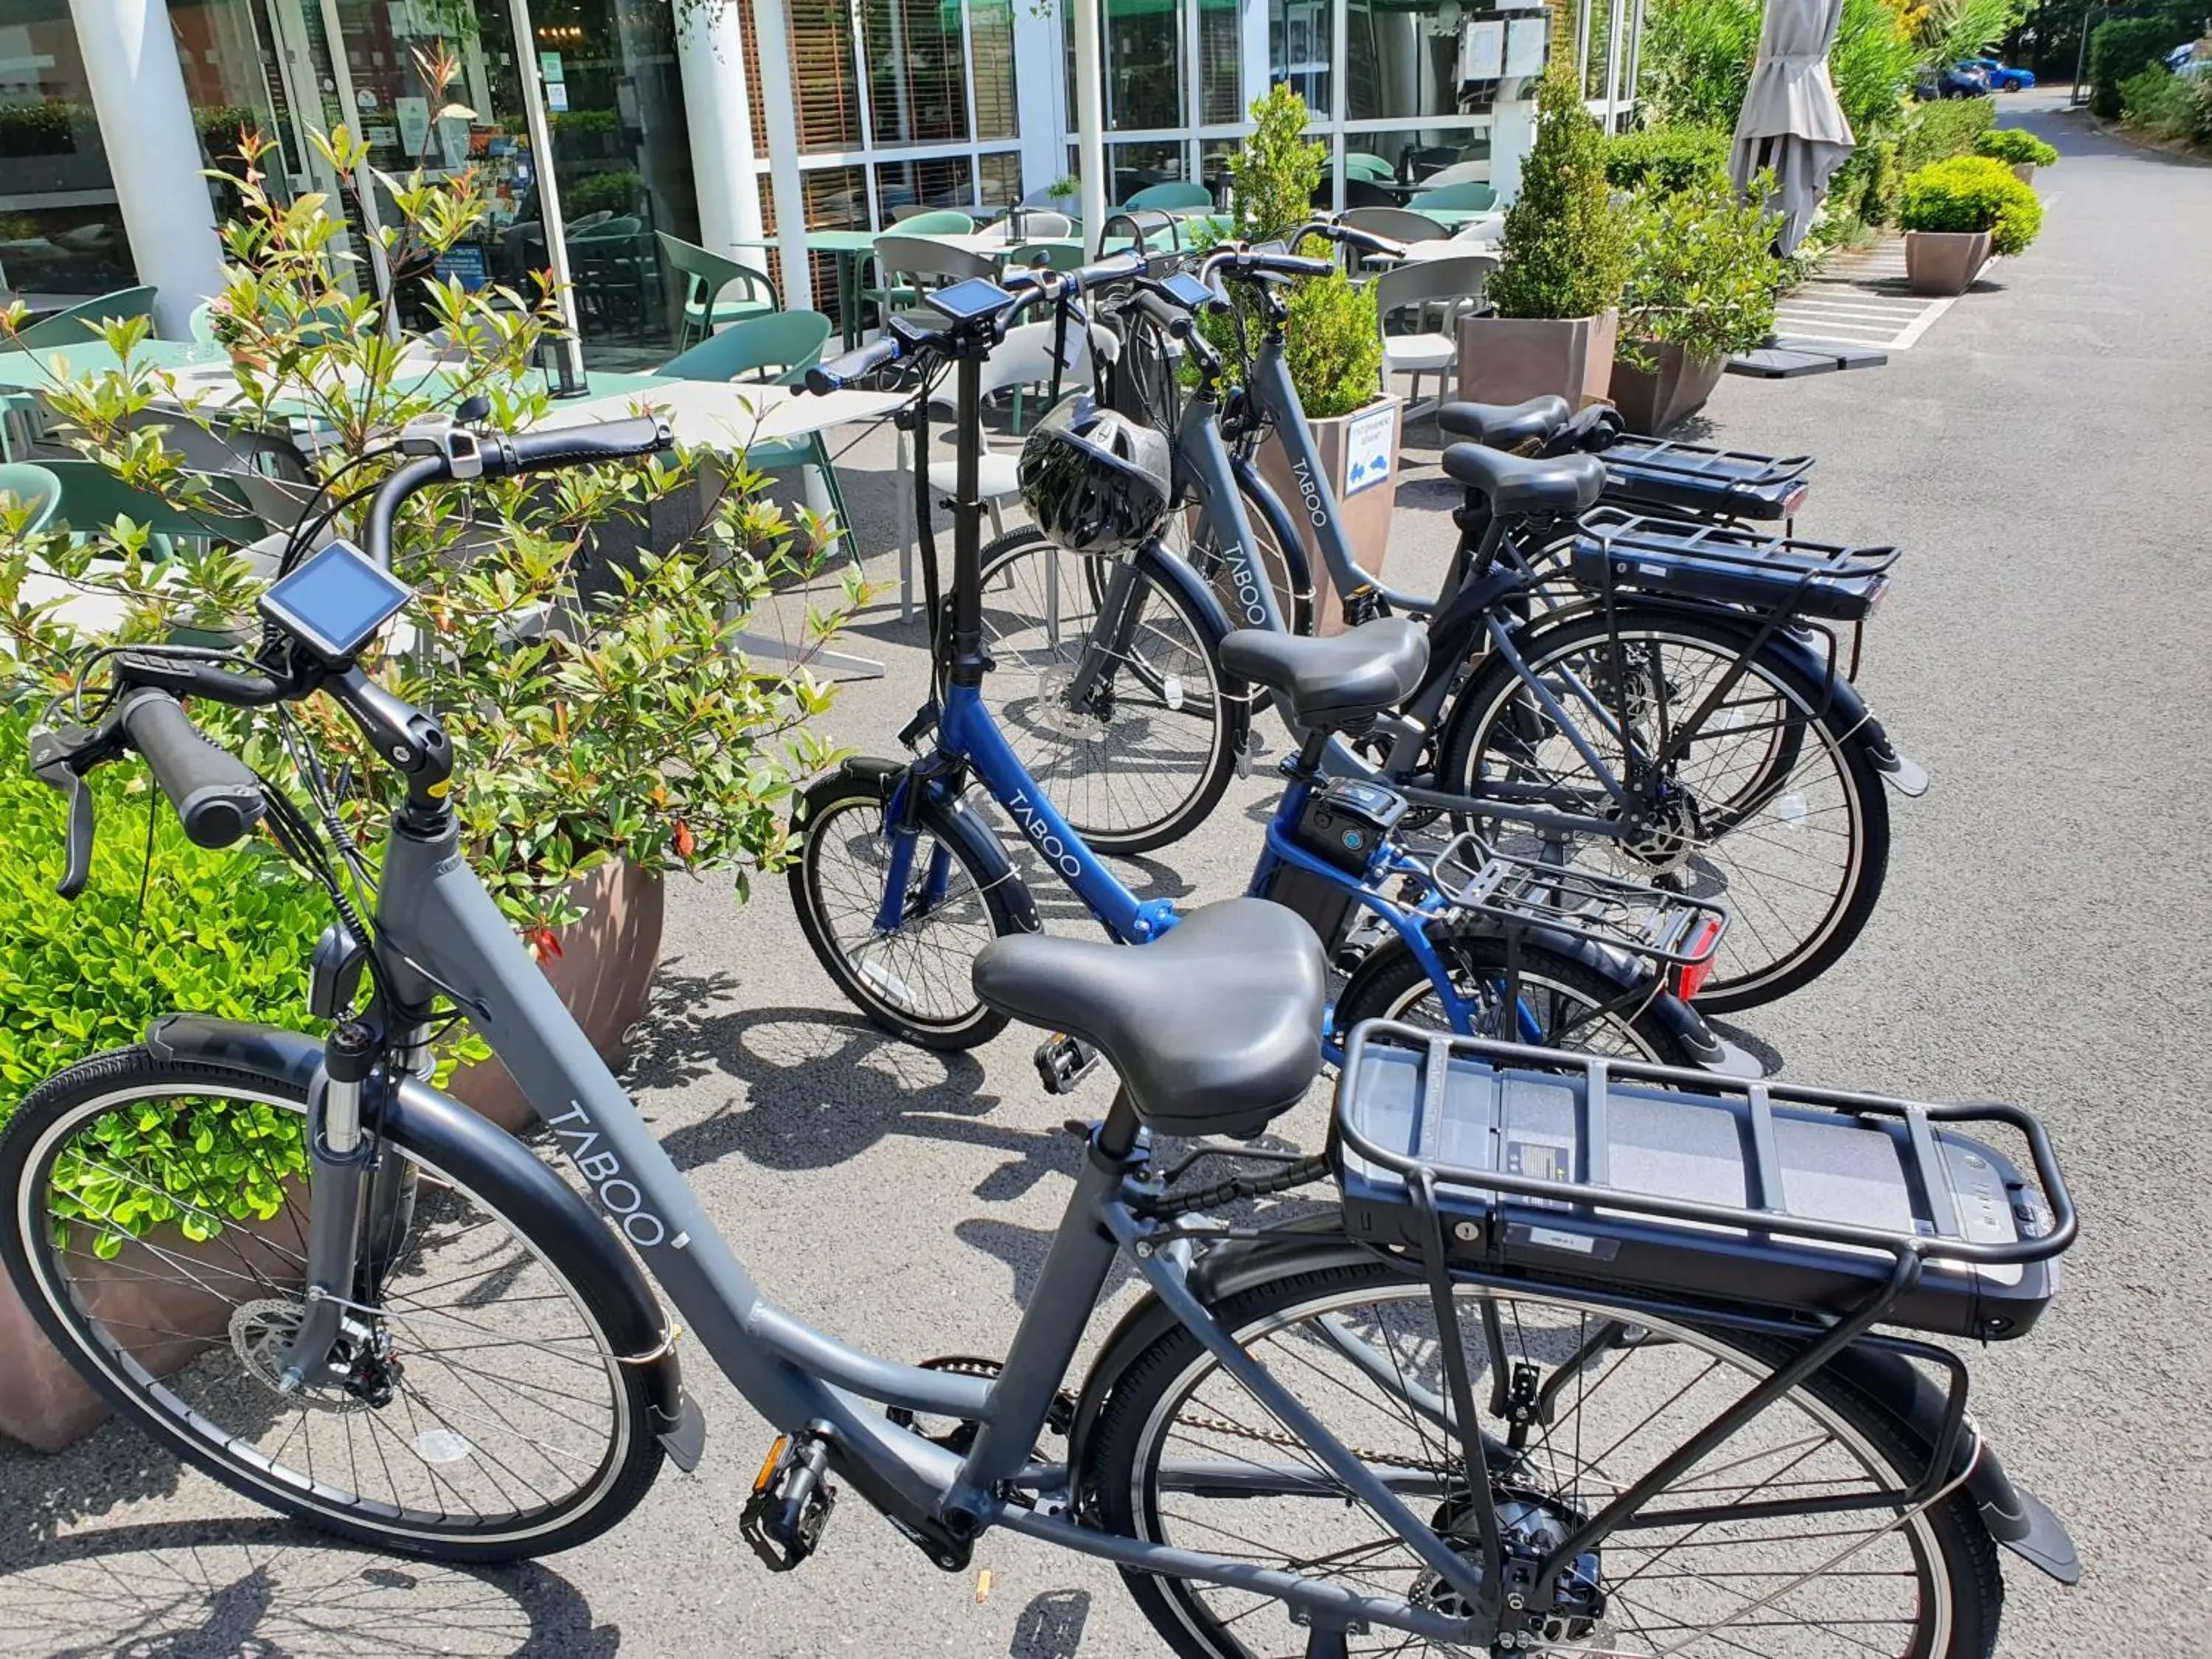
[0,1515,615,1658]
[622,980,1084,1197]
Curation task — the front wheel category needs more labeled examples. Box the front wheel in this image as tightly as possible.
[1083,1254,2003,1658]
[0,1048,664,1562]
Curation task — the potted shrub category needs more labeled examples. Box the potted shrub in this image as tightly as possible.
[1898,154,2045,294]
[1610,172,1782,434]
[1972,126,2059,184]
[1199,86,1397,629]
[1461,64,1627,408]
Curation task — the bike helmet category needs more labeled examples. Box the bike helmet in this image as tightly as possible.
[1016,392,1173,558]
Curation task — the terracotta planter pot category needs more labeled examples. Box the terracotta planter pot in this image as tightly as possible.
[1252,394,1402,634]
[1607,344,1728,437]
[2009,161,2037,185]
[1457,310,1620,411]
[0,1200,304,1451]
[445,858,667,1133]
[1903,229,1992,296]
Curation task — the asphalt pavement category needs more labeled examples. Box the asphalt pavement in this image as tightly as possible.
[1,91,2205,1657]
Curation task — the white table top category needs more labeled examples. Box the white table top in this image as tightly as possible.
[543,380,909,448]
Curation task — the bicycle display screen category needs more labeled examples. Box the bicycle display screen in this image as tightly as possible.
[1158,271,1218,310]
[925,278,1015,324]
[259,539,412,664]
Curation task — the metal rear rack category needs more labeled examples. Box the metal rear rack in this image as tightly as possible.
[1572,507,1899,622]
[1601,437,1814,492]
[1429,832,1726,971]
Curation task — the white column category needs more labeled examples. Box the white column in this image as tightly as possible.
[1012,0,1061,200]
[67,0,226,338]
[678,0,765,248]
[1073,0,1108,254]
[749,0,813,307]
[1239,0,1268,128]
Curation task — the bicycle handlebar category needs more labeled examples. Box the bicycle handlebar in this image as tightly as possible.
[119,688,265,849]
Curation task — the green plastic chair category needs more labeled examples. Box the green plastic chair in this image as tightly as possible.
[653,311,852,549]
[1407,181,1498,213]
[1004,241,1085,273]
[1121,181,1213,212]
[888,208,976,234]
[1346,153,1397,183]
[0,462,60,530]
[42,458,265,548]
[655,232,782,354]
[3,286,160,352]
[187,300,219,344]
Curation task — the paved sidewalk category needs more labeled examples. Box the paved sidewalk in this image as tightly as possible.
[1,92,2207,1658]
[1773,237,1961,350]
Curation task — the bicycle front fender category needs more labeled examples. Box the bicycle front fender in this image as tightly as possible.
[832,755,1043,936]
[1131,539,1254,747]
[141,1014,705,1472]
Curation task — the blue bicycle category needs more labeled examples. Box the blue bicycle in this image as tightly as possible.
[789,264,1729,1071]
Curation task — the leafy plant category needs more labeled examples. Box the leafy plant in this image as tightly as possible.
[1,44,864,940]
[563,168,640,217]
[1829,135,1902,226]
[1618,171,1784,364]
[0,707,326,1251]
[2116,63,2209,142]
[1489,66,1627,321]
[1637,0,1763,131]
[1831,0,1921,139]
[1899,153,2043,252]
[1283,271,1384,420]
[1973,126,2058,165]
[2090,18,2186,118]
[1910,0,2028,66]
[1604,127,1731,194]
[1217,82,1325,244]
[1899,94,1995,172]
[1048,174,1081,200]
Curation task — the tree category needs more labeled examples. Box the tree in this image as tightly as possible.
[1488,65,1628,320]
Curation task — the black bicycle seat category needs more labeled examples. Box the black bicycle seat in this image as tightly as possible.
[973,899,1325,1138]
[1218,618,1427,731]
[1441,444,1605,518]
[1436,394,1571,450]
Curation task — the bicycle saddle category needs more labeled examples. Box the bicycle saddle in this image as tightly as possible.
[1436,394,1571,450]
[1441,443,1605,518]
[1217,618,1428,731]
[973,899,1325,1138]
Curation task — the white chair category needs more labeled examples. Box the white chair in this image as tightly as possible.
[1419,159,1492,189]
[1375,255,1498,425]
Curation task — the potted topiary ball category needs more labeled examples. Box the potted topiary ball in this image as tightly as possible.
[1972,126,2059,185]
[1461,64,1628,408]
[1899,155,2045,294]
[1610,173,1782,435]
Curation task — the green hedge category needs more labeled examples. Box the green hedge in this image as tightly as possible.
[1973,128,2059,167]
[2118,63,2212,145]
[2090,18,2187,119]
[1899,155,2045,255]
[1828,135,1902,226]
[1604,127,1731,194]
[1900,97,1997,175]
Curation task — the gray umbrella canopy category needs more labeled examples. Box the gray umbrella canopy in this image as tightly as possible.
[1730,0,1855,254]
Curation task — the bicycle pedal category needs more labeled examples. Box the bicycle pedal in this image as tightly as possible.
[1034,1032,1102,1096]
[740,1430,838,1571]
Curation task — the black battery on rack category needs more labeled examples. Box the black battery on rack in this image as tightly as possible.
[1290,779,1408,877]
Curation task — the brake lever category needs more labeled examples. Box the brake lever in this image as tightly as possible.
[29,722,105,900]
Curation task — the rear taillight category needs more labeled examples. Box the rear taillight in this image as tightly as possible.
[1781,483,1809,516]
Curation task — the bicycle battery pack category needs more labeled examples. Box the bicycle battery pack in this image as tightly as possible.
[1290,779,1408,878]
[1332,1026,2067,1342]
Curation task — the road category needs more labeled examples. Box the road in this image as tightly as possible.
[1,91,2206,1657]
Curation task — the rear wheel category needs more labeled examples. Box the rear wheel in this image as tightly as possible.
[977,529,1239,855]
[0,1048,662,1562]
[1084,1255,2003,1658]
[789,767,1027,1049]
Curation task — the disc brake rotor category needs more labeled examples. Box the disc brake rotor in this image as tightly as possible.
[1032,666,1112,742]
[229,1297,369,1413]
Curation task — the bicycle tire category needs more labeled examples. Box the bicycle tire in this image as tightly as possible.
[1434,606,1890,1012]
[1332,925,1705,1066]
[1083,1254,2002,1659]
[975,528,1239,856]
[789,765,1028,1049]
[0,1047,664,1562]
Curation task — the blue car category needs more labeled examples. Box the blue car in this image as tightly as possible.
[1966,58,2038,91]
[1916,60,1990,99]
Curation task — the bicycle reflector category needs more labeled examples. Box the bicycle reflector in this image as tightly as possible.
[1781,481,1811,516]
[1670,917,1726,1001]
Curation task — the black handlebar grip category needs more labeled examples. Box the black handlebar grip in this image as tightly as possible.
[498,414,674,476]
[119,690,264,850]
[806,334,903,395]
[1130,289,1196,337]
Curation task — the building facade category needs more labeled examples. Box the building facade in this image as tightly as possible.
[2,0,1565,364]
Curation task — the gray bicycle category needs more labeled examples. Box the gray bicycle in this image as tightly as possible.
[2,408,2080,1657]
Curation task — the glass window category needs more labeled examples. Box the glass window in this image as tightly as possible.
[860,0,968,147]
[787,0,864,153]
[977,149,1023,211]
[1346,0,1467,125]
[1346,124,1486,184]
[1270,0,1330,114]
[875,153,974,216]
[1197,0,1239,125]
[1108,138,1183,203]
[970,0,1018,140]
[0,0,135,296]
[1072,0,1184,133]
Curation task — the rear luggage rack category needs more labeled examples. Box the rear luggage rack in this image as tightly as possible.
[1572,507,1899,622]
[1599,437,1813,523]
[1430,832,1726,972]
[1332,1025,2074,1341]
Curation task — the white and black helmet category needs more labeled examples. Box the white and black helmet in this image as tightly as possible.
[1016,392,1174,558]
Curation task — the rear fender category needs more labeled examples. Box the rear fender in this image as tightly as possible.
[142,1015,705,1471]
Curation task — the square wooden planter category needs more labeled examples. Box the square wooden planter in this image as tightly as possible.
[2009,161,2037,185]
[1903,230,1992,296]
[1457,310,1620,410]
[1252,393,1402,634]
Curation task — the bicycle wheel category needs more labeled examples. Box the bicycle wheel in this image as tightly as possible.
[1436,608,1888,1012]
[1332,927,1703,1066]
[1085,1256,2001,1659]
[1180,476,1314,639]
[0,1048,663,1562]
[789,766,1027,1049]
[975,528,1239,855]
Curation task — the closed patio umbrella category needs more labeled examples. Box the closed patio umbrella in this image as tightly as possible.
[1730,0,1854,254]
